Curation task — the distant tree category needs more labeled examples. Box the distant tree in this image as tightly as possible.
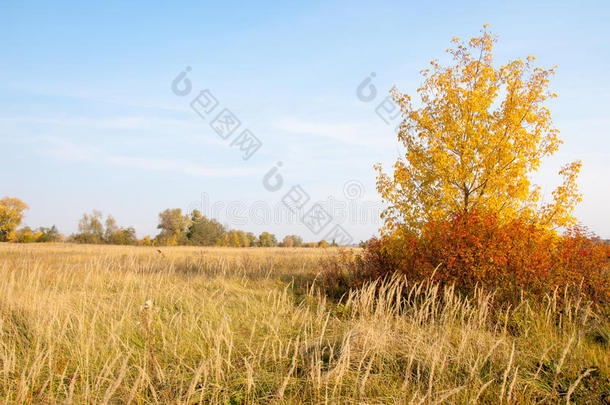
[13,225,61,243]
[217,230,250,247]
[280,235,303,247]
[73,211,137,245]
[156,208,190,246]
[139,235,153,246]
[236,230,249,247]
[14,227,36,243]
[318,240,328,248]
[186,210,226,246]
[229,230,241,247]
[258,232,277,247]
[73,210,104,244]
[0,197,29,242]
[293,235,301,247]
[246,232,258,247]
[280,235,294,247]
[215,229,276,247]
[36,225,62,242]
[104,215,119,242]
[115,227,138,245]
[106,226,137,245]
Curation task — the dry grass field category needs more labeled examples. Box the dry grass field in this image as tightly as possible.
[0,243,609,403]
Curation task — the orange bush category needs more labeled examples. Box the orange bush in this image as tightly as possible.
[322,211,610,305]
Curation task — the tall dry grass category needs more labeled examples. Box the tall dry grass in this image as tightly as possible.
[0,243,608,403]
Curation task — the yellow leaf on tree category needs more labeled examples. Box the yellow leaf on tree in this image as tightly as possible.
[376,27,581,233]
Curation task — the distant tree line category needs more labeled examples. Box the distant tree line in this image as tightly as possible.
[152,208,335,247]
[0,197,338,247]
[69,210,138,245]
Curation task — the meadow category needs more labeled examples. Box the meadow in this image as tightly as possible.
[0,243,609,404]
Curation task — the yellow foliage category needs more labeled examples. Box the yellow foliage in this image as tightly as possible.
[376,27,581,233]
[0,197,29,241]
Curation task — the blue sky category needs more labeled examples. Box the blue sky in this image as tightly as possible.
[2,0,609,241]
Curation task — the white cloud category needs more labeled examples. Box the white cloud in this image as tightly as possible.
[41,139,259,178]
[0,115,197,132]
[274,116,395,148]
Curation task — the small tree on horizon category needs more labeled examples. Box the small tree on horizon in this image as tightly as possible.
[0,197,29,242]
[156,208,190,246]
[74,210,104,244]
[186,210,226,246]
[258,232,277,247]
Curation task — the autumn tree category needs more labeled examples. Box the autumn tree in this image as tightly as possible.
[236,230,249,247]
[73,210,104,244]
[14,227,37,243]
[71,212,136,245]
[106,226,138,245]
[376,27,581,233]
[139,236,153,246]
[0,197,29,241]
[104,215,120,242]
[14,226,61,243]
[281,235,294,247]
[156,208,190,246]
[246,232,258,247]
[258,232,277,247]
[186,210,226,246]
[37,225,62,242]
[280,235,303,247]
[229,230,241,247]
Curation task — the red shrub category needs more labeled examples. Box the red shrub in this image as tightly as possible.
[323,211,610,305]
